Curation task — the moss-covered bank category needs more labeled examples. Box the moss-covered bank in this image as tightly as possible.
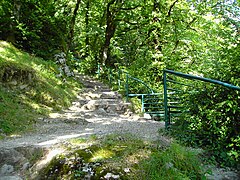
[0,41,81,135]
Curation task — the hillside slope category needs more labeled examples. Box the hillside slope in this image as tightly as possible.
[0,41,81,135]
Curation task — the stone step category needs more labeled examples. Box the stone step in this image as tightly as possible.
[81,99,131,113]
[100,91,121,99]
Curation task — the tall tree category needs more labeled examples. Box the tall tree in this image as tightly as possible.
[101,0,123,65]
[67,0,82,53]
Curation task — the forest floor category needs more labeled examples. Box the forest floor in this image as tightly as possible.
[0,75,239,179]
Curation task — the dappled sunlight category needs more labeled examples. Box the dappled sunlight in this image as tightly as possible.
[0,41,82,136]
[90,149,114,162]
[36,132,93,146]
[84,128,94,132]
[0,46,5,52]
[19,93,52,113]
[0,41,9,47]
[9,134,22,138]
[34,148,64,171]
[49,112,61,118]
[126,149,152,165]
[0,0,239,176]
[102,121,112,125]
[0,41,15,55]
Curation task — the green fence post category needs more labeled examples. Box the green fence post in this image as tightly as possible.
[97,63,100,79]
[163,70,169,129]
[125,73,129,102]
[141,94,145,112]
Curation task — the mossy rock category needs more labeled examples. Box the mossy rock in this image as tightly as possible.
[0,64,35,84]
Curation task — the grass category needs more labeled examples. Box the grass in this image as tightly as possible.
[40,134,206,179]
[0,41,81,135]
[138,143,205,179]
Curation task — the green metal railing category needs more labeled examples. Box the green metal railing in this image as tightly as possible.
[163,69,240,128]
[125,73,155,101]
[96,63,165,117]
[96,64,240,129]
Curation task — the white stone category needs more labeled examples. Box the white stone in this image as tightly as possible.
[143,113,152,119]
[104,173,113,179]
[9,80,17,86]
[0,164,14,174]
[22,162,30,171]
[104,173,120,179]
[0,176,23,180]
[19,84,28,90]
[97,108,107,115]
[124,168,130,173]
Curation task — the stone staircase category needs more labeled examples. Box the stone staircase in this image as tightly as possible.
[76,75,132,117]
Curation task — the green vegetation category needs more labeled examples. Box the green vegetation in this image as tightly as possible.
[40,134,206,179]
[0,41,81,135]
[0,0,239,170]
[139,143,204,179]
[161,71,240,168]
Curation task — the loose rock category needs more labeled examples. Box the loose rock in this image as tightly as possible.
[0,176,23,180]
[0,164,14,175]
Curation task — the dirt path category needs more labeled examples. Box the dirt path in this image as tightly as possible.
[1,75,238,180]
[0,75,164,149]
[0,75,165,179]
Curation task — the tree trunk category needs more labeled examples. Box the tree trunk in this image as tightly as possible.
[6,1,21,44]
[101,0,117,66]
[85,0,90,55]
[67,0,81,53]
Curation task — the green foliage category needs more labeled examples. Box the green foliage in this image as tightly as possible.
[188,88,239,167]
[168,24,239,167]
[167,81,240,168]
[138,143,205,180]
[0,0,70,58]
[78,55,98,75]
[0,41,81,135]
[129,97,142,114]
[75,0,240,170]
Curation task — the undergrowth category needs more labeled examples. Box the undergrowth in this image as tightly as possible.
[40,134,206,179]
[138,143,205,179]
[0,41,81,135]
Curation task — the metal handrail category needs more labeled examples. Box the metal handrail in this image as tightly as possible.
[127,74,154,94]
[163,69,240,128]
[96,63,155,95]
[164,69,240,91]
[96,63,160,115]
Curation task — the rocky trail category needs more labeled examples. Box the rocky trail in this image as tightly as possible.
[0,75,165,179]
[0,75,239,180]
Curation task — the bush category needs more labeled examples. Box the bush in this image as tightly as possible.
[172,85,240,168]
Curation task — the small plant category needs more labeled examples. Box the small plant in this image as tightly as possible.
[129,97,142,114]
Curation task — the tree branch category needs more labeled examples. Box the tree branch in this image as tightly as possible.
[116,18,138,25]
[187,17,197,29]
[167,0,178,17]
